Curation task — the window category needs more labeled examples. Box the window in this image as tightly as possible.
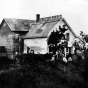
[49,45,54,53]
[69,47,71,53]
[66,47,71,53]
[66,33,69,41]
[4,23,6,26]
[14,34,19,43]
[15,43,19,52]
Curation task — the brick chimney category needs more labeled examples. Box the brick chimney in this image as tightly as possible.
[36,14,40,22]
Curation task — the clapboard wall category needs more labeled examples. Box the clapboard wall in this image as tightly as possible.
[0,20,25,59]
[0,20,14,59]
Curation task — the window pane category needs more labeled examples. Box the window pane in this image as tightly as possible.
[66,33,69,41]
[69,47,71,53]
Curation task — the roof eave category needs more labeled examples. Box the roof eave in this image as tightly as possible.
[23,36,47,39]
[62,18,77,38]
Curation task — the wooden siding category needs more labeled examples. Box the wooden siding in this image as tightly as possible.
[0,21,14,59]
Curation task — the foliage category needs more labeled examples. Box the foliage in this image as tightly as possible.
[47,25,68,52]
[84,35,88,42]
[73,31,87,52]
[0,53,87,88]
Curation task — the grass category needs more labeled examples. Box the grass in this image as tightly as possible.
[0,54,86,88]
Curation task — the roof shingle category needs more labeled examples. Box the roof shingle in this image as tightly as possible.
[2,15,77,38]
[4,18,35,31]
[24,21,59,38]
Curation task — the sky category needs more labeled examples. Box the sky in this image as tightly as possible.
[0,0,88,35]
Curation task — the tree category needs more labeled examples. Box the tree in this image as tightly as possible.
[73,31,87,51]
[72,31,88,60]
[47,25,68,54]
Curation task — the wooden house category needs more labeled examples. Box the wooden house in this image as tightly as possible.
[0,14,77,59]
[0,18,35,59]
[24,15,77,56]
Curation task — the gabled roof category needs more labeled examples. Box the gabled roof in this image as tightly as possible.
[62,18,77,38]
[24,15,77,39]
[1,15,77,38]
[4,18,35,31]
[24,21,59,38]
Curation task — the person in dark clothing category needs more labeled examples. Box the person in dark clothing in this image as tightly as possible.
[66,53,72,60]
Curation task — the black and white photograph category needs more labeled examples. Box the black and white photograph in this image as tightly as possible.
[0,0,87,88]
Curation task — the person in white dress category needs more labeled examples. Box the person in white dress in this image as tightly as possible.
[62,54,68,63]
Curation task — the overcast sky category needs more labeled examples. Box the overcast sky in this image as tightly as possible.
[0,0,88,35]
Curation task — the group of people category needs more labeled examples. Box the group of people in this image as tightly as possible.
[50,49,84,63]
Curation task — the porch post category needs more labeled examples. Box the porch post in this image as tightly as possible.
[72,46,75,54]
[64,48,66,57]
[47,45,49,53]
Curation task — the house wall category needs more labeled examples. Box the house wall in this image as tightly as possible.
[24,38,47,54]
[0,20,14,59]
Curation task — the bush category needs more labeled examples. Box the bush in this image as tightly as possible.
[0,53,86,88]
[17,53,52,65]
